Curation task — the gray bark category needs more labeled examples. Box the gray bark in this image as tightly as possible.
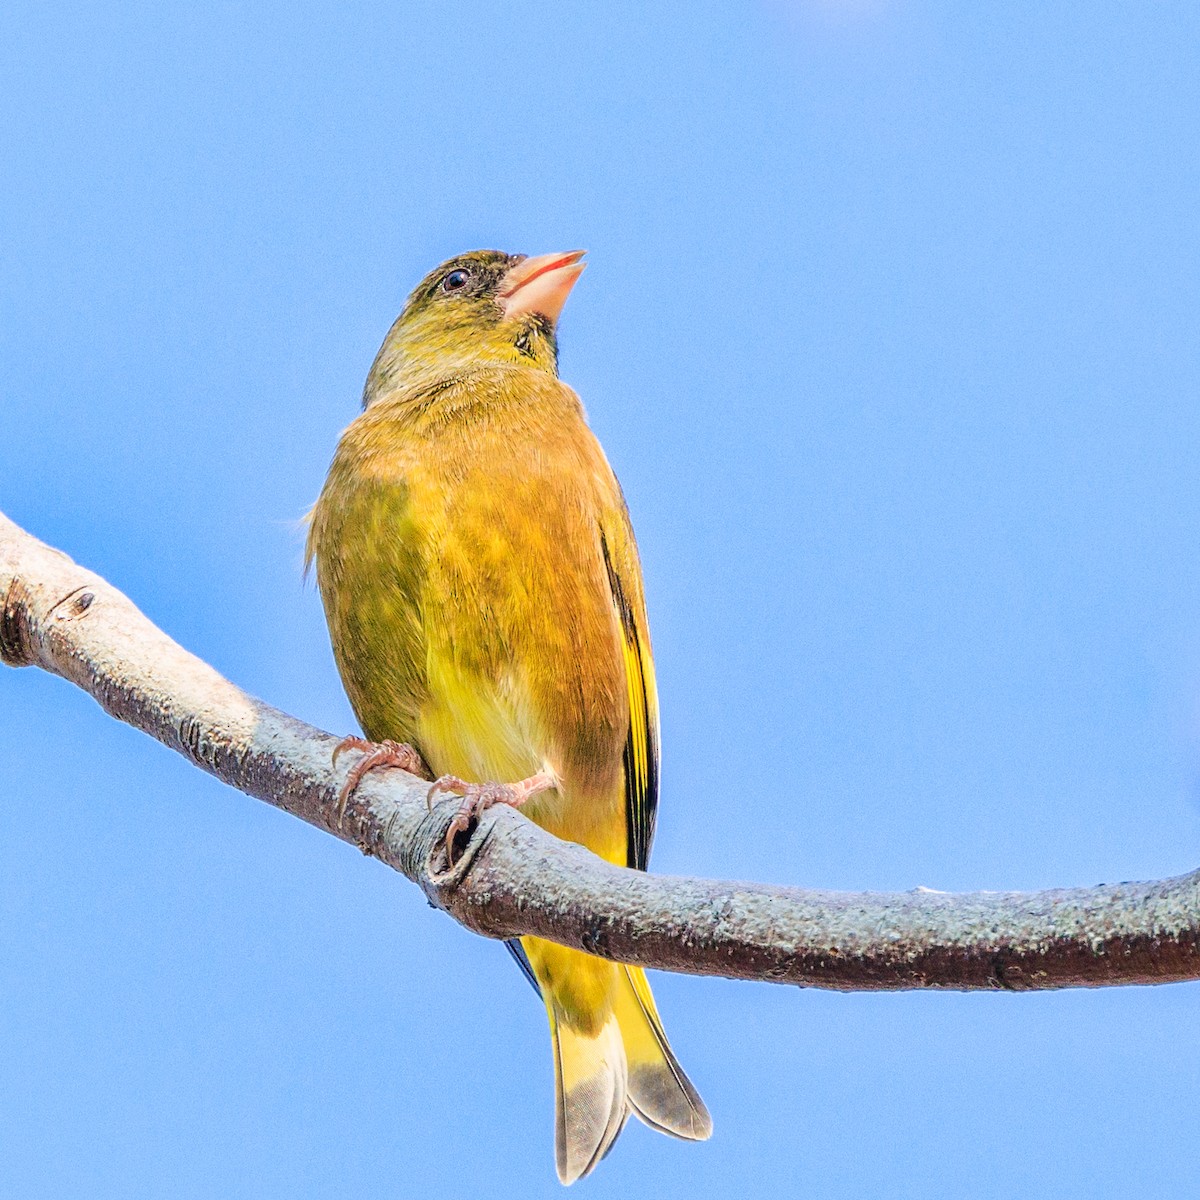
[3,509,1198,991]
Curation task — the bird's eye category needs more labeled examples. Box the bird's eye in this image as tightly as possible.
[442,269,471,292]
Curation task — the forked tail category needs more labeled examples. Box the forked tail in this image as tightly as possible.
[536,941,711,1184]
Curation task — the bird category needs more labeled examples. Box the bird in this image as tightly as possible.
[306,249,711,1183]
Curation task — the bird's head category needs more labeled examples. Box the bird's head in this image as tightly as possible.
[363,249,586,405]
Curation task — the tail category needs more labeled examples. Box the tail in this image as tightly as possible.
[546,997,629,1184]
[615,963,712,1143]
[529,939,711,1184]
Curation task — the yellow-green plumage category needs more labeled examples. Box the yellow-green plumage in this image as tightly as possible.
[307,250,710,1182]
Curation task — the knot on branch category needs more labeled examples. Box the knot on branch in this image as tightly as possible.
[399,797,495,918]
[1,577,36,666]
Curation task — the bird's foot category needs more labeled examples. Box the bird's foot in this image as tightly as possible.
[427,770,556,865]
[332,737,429,825]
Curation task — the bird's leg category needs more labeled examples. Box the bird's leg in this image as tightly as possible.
[332,736,431,825]
[427,770,556,865]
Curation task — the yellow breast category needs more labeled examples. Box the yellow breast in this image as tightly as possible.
[308,365,635,862]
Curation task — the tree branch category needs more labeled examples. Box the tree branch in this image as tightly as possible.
[3,508,1198,992]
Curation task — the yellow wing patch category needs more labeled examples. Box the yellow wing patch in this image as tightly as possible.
[600,529,660,871]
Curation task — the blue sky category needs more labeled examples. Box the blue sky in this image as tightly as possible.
[3,2,1200,1196]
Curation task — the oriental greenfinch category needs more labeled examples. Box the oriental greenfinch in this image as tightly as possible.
[306,249,710,1183]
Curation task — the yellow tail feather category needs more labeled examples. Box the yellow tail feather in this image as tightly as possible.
[548,1004,628,1184]
[615,964,712,1142]
[527,938,711,1184]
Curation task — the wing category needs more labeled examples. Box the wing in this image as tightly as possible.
[599,517,660,872]
[504,938,541,995]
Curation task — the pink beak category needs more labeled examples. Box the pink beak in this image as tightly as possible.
[498,250,587,322]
